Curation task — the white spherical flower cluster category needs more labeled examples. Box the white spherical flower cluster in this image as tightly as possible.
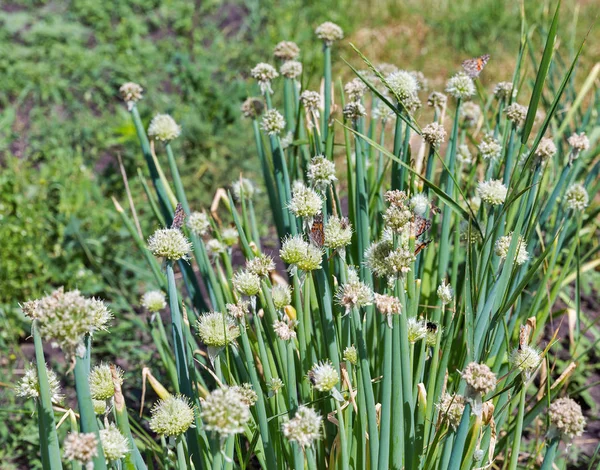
[344,78,367,101]
[461,362,497,396]
[457,144,473,164]
[407,318,427,343]
[230,383,258,406]
[187,211,211,236]
[564,183,589,211]
[478,132,503,161]
[373,100,395,122]
[307,155,337,190]
[366,239,415,278]
[261,109,286,136]
[287,182,322,218]
[273,319,296,341]
[315,21,344,45]
[100,424,130,462]
[504,102,528,125]
[240,97,265,119]
[141,290,166,313]
[148,228,191,261]
[300,90,321,117]
[494,232,529,265]
[410,193,429,216]
[324,216,353,249]
[386,70,419,105]
[460,101,481,126]
[343,346,358,365]
[282,405,323,447]
[427,91,447,110]
[445,72,476,99]
[267,377,284,393]
[271,284,292,310]
[63,432,98,467]
[494,81,513,100]
[374,293,402,317]
[280,60,303,79]
[201,387,251,436]
[251,63,279,94]
[343,101,367,120]
[246,254,275,278]
[335,276,373,312]
[422,122,447,148]
[534,137,557,161]
[476,179,508,206]
[150,395,195,436]
[205,239,226,257]
[221,227,239,247]
[510,345,541,378]
[273,41,300,61]
[567,132,590,156]
[232,270,261,297]
[89,363,123,400]
[549,397,586,438]
[119,82,143,109]
[436,393,466,429]
[22,288,111,357]
[17,363,64,404]
[308,361,339,392]
[226,301,249,321]
[196,312,240,348]
[437,279,453,305]
[232,178,256,201]
[147,114,181,142]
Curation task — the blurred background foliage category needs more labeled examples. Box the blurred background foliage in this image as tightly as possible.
[0,0,597,466]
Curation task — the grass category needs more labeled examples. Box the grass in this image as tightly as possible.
[2,0,600,469]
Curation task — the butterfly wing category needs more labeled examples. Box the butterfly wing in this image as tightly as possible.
[414,239,432,255]
[309,213,325,248]
[412,215,432,238]
[171,203,186,229]
[462,54,490,78]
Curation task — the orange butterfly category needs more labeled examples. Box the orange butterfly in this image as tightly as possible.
[171,203,186,229]
[412,214,432,239]
[309,213,325,248]
[462,54,490,78]
[414,239,431,256]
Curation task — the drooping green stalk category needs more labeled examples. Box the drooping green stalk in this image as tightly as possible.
[32,322,63,470]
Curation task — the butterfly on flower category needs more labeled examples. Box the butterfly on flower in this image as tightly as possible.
[309,213,325,248]
[462,54,490,78]
[411,214,432,239]
[414,239,432,256]
[171,203,186,229]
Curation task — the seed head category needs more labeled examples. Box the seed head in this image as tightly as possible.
[186,211,211,236]
[17,363,63,404]
[568,132,589,156]
[437,279,453,305]
[324,216,353,249]
[494,81,513,100]
[261,109,286,135]
[63,432,98,466]
[282,405,323,447]
[564,183,589,211]
[386,70,419,104]
[445,72,476,99]
[437,393,466,429]
[150,394,195,436]
[100,424,130,462]
[89,363,123,400]
[148,228,190,261]
[477,179,507,206]
[343,346,358,365]
[495,232,529,265]
[534,137,557,161]
[246,254,275,278]
[240,97,265,119]
[308,361,339,392]
[141,290,166,313]
[272,284,292,310]
[427,91,447,110]
[232,178,256,201]
[504,102,527,125]
[407,318,427,343]
[196,312,240,348]
[232,271,261,297]
[389,247,417,275]
[221,227,238,247]
[461,362,496,396]
[549,397,586,438]
[201,387,251,436]
[22,288,111,357]
[280,60,303,79]
[307,155,337,190]
[510,345,541,378]
[300,90,321,116]
[267,377,284,393]
[147,114,181,142]
[345,78,367,101]
[230,383,258,406]
[274,41,300,60]
[343,101,366,120]
[273,319,296,341]
[478,132,502,161]
[335,273,373,311]
[251,63,279,94]
[119,82,143,109]
[422,122,447,148]
[315,21,344,45]
[384,205,413,233]
[374,293,401,316]
[460,101,481,126]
